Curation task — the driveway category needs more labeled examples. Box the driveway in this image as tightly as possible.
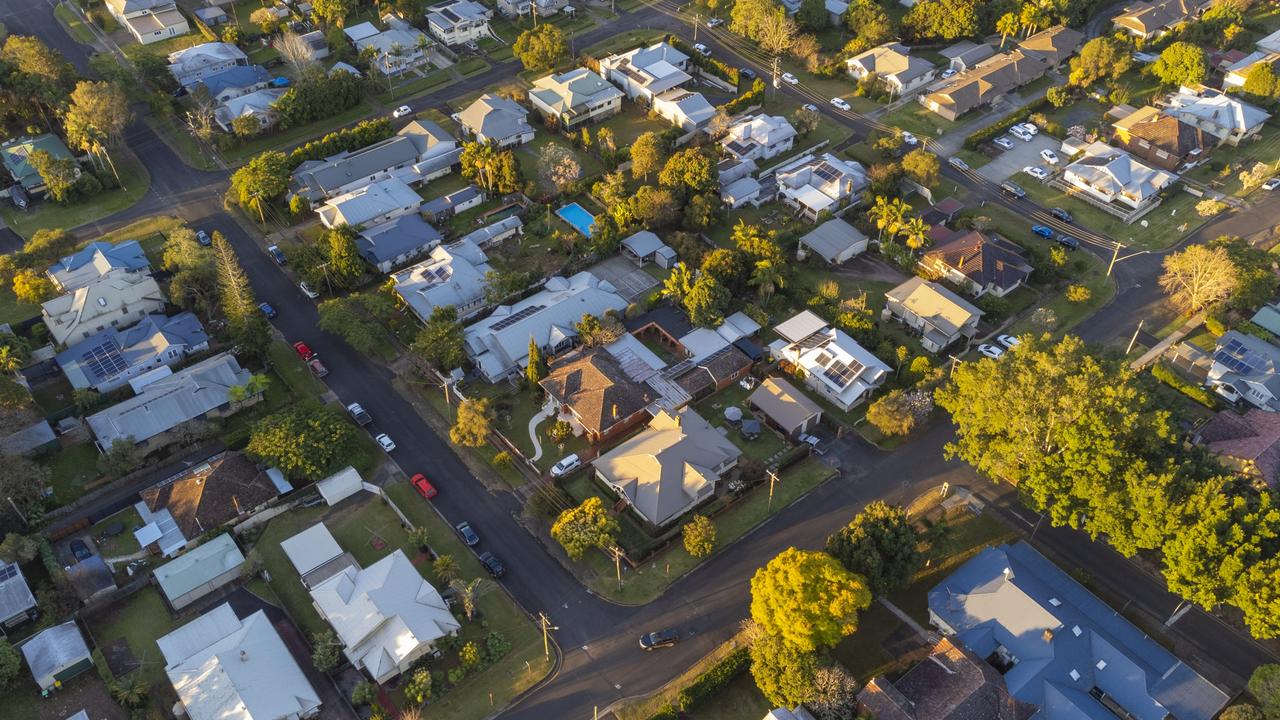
[976,133,1062,183]
[589,255,659,303]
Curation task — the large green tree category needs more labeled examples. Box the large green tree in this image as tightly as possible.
[629,131,667,183]
[750,547,872,652]
[247,403,363,480]
[324,225,365,289]
[551,497,618,560]
[0,640,19,688]
[27,149,79,203]
[213,232,270,358]
[450,397,494,447]
[683,274,730,328]
[230,151,290,222]
[825,501,920,596]
[311,0,355,26]
[410,305,466,370]
[658,148,717,194]
[513,24,567,72]
[1068,36,1132,87]
[1249,665,1280,718]
[903,0,977,41]
[1151,42,1208,87]
[63,80,130,186]
[748,632,818,707]
[842,0,894,55]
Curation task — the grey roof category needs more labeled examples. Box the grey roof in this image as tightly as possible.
[57,312,209,390]
[21,622,90,687]
[392,239,493,322]
[1207,330,1280,406]
[748,377,822,433]
[422,185,482,215]
[1162,86,1271,135]
[0,562,35,621]
[774,310,829,344]
[154,534,245,601]
[86,353,252,447]
[357,213,443,265]
[1252,303,1280,336]
[799,218,867,263]
[929,542,1229,720]
[0,420,56,456]
[848,43,936,83]
[458,93,533,141]
[318,178,422,228]
[655,89,715,126]
[66,554,115,601]
[458,215,522,247]
[194,65,271,98]
[621,230,666,257]
[291,136,423,200]
[48,240,150,284]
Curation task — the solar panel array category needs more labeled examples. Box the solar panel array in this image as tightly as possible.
[813,161,842,183]
[81,340,128,381]
[1215,337,1259,376]
[795,332,829,350]
[0,563,16,581]
[491,304,545,331]
[419,264,453,286]
[822,358,865,389]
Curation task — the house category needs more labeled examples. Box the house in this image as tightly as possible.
[191,64,272,103]
[213,88,287,132]
[721,114,796,162]
[85,353,254,450]
[884,277,983,353]
[56,312,210,393]
[921,50,1049,121]
[1113,0,1208,39]
[310,549,461,683]
[1160,85,1271,146]
[846,43,937,98]
[0,562,38,636]
[722,175,768,209]
[426,0,493,46]
[159,603,322,720]
[41,272,165,345]
[747,376,823,437]
[167,42,248,87]
[1015,25,1084,67]
[421,185,485,222]
[798,217,867,264]
[1194,408,1280,488]
[299,30,330,59]
[282,523,355,588]
[1,134,79,194]
[393,239,493,324]
[21,622,93,692]
[47,239,150,293]
[673,345,754,401]
[529,68,624,128]
[140,452,283,543]
[1110,105,1209,171]
[652,89,716,132]
[457,93,535,147]
[764,709,815,720]
[939,40,995,73]
[65,555,115,602]
[921,231,1033,298]
[621,230,678,268]
[1207,330,1280,410]
[193,6,228,26]
[154,534,246,610]
[317,177,423,229]
[768,310,890,411]
[593,408,741,526]
[496,0,567,18]
[775,153,868,221]
[292,120,460,203]
[1061,141,1175,210]
[920,196,965,226]
[929,542,1229,719]
[540,348,656,444]
[344,16,433,76]
[106,0,188,45]
[1253,301,1280,336]
[1223,50,1280,88]
[1260,28,1280,54]
[600,41,693,102]
[314,466,367,506]
[464,272,628,382]
[460,215,523,249]
[356,213,443,273]
[857,637,1034,720]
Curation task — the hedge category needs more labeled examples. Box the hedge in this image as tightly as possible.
[720,78,767,116]
[674,647,751,711]
[286,118,394,170]
[666,34,740,85]
[1150,361,1217,409]
[963,96,1052,150]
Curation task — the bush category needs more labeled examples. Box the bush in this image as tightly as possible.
[674,647,750,711]
[666,35,738,84]
[1204,314,1227,336]
[1150,362,1217,409]
[287,119,393,169]
[963,97,1051,150]
[720,78,766,116]
[485,631,512,662]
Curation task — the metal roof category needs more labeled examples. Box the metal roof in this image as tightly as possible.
[0,561,35,621]
[154,534,245,601]
[21,622,90,689]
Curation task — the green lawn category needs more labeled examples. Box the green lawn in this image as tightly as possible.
[145,115,219,171]
[1018,177,1202,251]
[45,442,103,506]
[90,505,143,558]
[952,147,992,169]
[880,102,956,140]
[596,105,675,147]
[831,601,908,681]
[581,29,666,57]
[0,286,40,327]
[688,673,771,720]
[222,102,374,165]
[419,386,530,488]
[0,148,151,240]
[613,634,752,720]
[515,134,604,191]
[693,384,787,463]
[54,3,96,43]
[1187,127,1280,198]
[266,340,328,398]
[88,586,181,687]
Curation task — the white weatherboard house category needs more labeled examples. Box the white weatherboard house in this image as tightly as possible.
[529,68,624,128]
[1206,330,1280,410]
[426,0,494,46]
[290,120,461,204]
[311,549,460,684]
[107,0,189,45]
[652,89,716,132]
[168,42,248,87]
[393,240,494,324]
[770,310,891,411]
[600,42,692,102]
[345,16,433,76]
[884,277,983,353]
[317,177,423,229]
[0,561,37,634]
[56,312,209,393]
[1160,85,1272,146]
[1060,140,1175,211]
[282,523,352,588]
[846,43,938,97]
[213,88,287,133]
[153,534,246,610]
[456,93,535,147]
[47,239,150,293]
[776,153,868,222]
[721,114,796,162]
[159,603,322,720]
[41,271,166,345]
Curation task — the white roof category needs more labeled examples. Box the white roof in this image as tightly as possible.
[160,604,321,720]
[134,502,188,557]
[1162,85,1271,134]
[1064,140,1175,202]
[281,523,344,577]
[678,327,731,363]
[317,466,365,506]
[318,177,422,228]
[716,312,761,343]
[154,534,245,602]
[344,22,382,42]
[392,240,492,323]
[788,327,891,407]
[22,622,90,688]
[775,310,829,343]
[621,230,666,257]
[1260,28,1280,53]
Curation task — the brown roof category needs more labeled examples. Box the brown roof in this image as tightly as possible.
[923,231,1032,293]
[858,638,1035,720]
[1015,26,1083,66]
[1111,106,1208,170]
[540,348,655,437]
[141,452,280,539]
[1198,409,1280,487]
[675,346,753,397]
[924,50,1048,116]
[1114,0,1207,35]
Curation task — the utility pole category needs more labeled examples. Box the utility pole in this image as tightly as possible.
[536,612,558,660]
[1106,241,1124,277]
[1125,320,1145,356]
[610,546,624,590]
[771,56,780,98]
[693,14,699,42]
[766,467,781,512]
[531,0,537,27]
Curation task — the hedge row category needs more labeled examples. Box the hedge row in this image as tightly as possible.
[666,34,740,85]
[721,78,767,116]
[1150,361,1217,409]
[962,96,1051,150]
[286,118,394,170]
[675,647,751,711]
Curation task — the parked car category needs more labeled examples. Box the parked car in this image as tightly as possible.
[781,72,799,85]
[347,402,372,426]
[1017,122,1039,136]
[993,137,1015,150]
[1010,126,1034,142]
[948,157,969,171]
[1000,181,1026,198]
[1031,224,1054,239]
[740,67,756,79]
[456,521,479,546]
[801,103,818,113]
[479,551,506,578]
[308,358,328,377]
[375,433,396,452]
[1264,178,1280,191]
[997,334,1021,349]
[900,130,918,146]
[693,43,711,57]
[259,302,277,319]
[798,433,824,455]
[392,105,413,119]
[292,341,314,361]
[267,245,286,265]
[1040,149,1060,165]
[639,630,680,651]
[978,344,1004,359]
[1023,166,1049,180]
[941,67,957,79]
[196,230,211,246]
[69,539,92,562]
[299,281,319,299]
[1057,234,1081,249]
[830,97,851,111]
[706,17,724,27]
[1050,207,1073,223]
[550,454,581,478]
[411,473,438,499]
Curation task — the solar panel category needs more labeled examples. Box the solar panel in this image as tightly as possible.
[81,340,128,381]
[491,304,544,331]
[822,358,864,388]
[813,162,842,183]
[0,563,16,581]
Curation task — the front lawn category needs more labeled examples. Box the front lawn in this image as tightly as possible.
[1186,127,1280,198]
[54,4,96,43]
[596,104,676,147]
[266,340,327,398]
[1018,177,1202,251]
[0,148,151,240]
[581,29,666,57]
[880,102,956,139]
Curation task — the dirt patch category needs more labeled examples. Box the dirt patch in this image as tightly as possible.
[35,671,127,720]
[101,637,138,677]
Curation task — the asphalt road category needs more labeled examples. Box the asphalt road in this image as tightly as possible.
[8,0,1280,716]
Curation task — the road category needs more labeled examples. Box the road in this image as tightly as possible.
[7,0,1280,717]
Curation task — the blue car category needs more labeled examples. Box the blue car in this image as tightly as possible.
[259,302,277,319]
[1031,225,1054,239]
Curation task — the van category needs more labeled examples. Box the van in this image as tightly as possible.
[550,454,582,478]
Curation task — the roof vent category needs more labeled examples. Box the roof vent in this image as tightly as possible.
[97,297,108,307]
[1071,625,1082,637]
[1096,660,1107,670]
[1002,567,1011,577]
[240,650,248,662]
[1069,669,1080,682]
[1048,597,1061,606]
[1042,629,1054,642]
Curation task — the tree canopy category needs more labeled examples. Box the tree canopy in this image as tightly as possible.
[247,403,363,480]
[513,24,568,72]
[551,497,618,560]
[750,547,872,652]
[825,501,920,596]
[1151,42,1207,87]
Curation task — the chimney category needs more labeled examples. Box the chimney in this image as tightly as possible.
[240,650,248,662]
[611,404,618,419]
[1042,629,1054,642]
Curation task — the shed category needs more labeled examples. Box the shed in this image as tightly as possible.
[0,420,57,456]
[21,622,92,691]
[194,6,228,24]
[798,218,867,265]
[1252,303,1280,337]
[281,523,354,588]
[154,534,246,610]
[748,377,823,437]
[316,466,365,506]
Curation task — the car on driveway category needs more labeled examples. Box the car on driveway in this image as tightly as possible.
[693,43,711,57]
[993,137,1014,150]
[830,97,851,111]
[901,130,918,146]
[267,245,286,265]
[1057,234,1081,249]
[802,103,818,112]
[1031,225,1054,239]
[69,538,92,562]
[941,67,957,78]
[456,521,479,547]
[392,105,413,118]
[1040,149,1060,165]
[1264,178,1280,191]
[1010,126,1034,142]
[375,433,396,452]
[639,630,680,651]
[479,551,506,578]
[1050,207,1073,223]
[781,72,799,85]
[299,281,319,299]
[997,334,1021,349]
[292,341,314,361]
[196,230,211,246]
[1016,122,1039,136]
[259,302,277,319]
[550,454,581,478]
[948,157,969,170]
[308,358,328,377]
[978,344,1004,359]
[1023,166,1049,180]
[412,473,438,499]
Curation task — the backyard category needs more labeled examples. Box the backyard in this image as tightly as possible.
[515,134,605,193]
[86,586,181,690]
[45,442,103,507]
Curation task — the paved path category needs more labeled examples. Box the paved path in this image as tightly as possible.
[528,399,553,463]
[1129,312,1204,369]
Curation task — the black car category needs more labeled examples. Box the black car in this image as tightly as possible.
[456,521,479,547]
[1049,207,1073,223]
[740,67,757,80]
[479,551,506,578]
[1057,235,1081,250]
[69,539,92,562]
[1000,181,1026,199]
[639,630,680,651]
[267,245,287,265]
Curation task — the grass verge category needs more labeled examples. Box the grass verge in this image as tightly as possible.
[0,148,151,240]
[612,633,750,720]
[54,3,96,44]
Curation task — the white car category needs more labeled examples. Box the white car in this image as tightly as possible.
[941,68,957,79]
[1010,126,1034,142]
[781,72,799,85]
[1264,178,1280,191]
[693,43,711,57]
[1023,166,1049,180]
[392,105,412,119]
[830,97,851,111]
[978,344,1004,359]
[706,17,724,27]
[993,137,1014,150]
[1017,122,1039,135]
[948,156,969,170]
[550,454,581,477]
[801,103,818,112]
[901,131,918,146]
[1040,149,1060,165]
[299,280,319,299]
[375,433,396,452]
[997,334,1021,349]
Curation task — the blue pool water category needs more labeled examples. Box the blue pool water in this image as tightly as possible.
[557,202,596,237]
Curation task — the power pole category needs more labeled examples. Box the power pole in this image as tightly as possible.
[1106,241,1124,277]
[766,467,781,512]
[610,545,624,590]
[771,56,780,98]
[536,612,558,660]
[694,13,699,42]
[1125,319,1145,356]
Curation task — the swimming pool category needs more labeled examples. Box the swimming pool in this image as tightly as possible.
[556,202,596,237]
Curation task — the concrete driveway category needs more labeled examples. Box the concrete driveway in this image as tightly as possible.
[589,255,659,303]
[976,132,1063,183]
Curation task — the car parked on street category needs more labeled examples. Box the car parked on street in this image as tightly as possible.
[392,105,413,118]
[830,97,851,111]
[707,17,724,27]
[292,341,314,361]
[259,302,277,319]
[375,433,396,452]
[901,130,918,146]
[1057,234,1081,249]
[196,230,211,246]
[801,103,818,112]
[347,402,372,426]
[740,67,756,79]
[978,344,1004,359]
[1016,122,1039,136]
[1050,207,1073,223]
[693,43,711,57]
[412,473,438,499]
[639,630,680,651]
[299,281,319,299]
[267,245,286,265]
[1000,181,1026,198]
[993,137,1014,150]
[941,67,957,79]
[948,157,969,170]
[456,521,479,546]
[1264,178,1280,191]
[479,551,506,578]
[781,72,799,85]
[308,358,328,377]
[1031,225,1054,239]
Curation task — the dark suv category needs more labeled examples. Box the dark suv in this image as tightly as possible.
[1000,181,1026,199]
[479,552,506,578]
[1049,207,1073,223]
[639,630,680,651]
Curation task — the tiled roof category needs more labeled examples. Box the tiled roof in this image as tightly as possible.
[540,348,654,436]
[141,452,280,539]
[1197,408,1280,487]
[859,637,1035,720]
[923,231,1032,293]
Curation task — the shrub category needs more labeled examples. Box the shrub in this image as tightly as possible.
[1150,362,1217,409]
[351,682,377,706]
[674,647,750,711]
[963,97,1051,150]
[665,35,739,84]
[485,631,512,661]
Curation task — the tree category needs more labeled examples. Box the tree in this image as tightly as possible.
[576,312,622,347]
[662,263,694,303]
[630,131,667,182]
[222,25,241,45]
[27,149,79,203]
[11,269,54,304]
[630,185,680,229]
[449,578,486,621]
[0,533,38,563]
[0,335,29,374]
[749,259,786,305]
[902,148,940,187]
[900,216,931,251]
[1151,42,1207,87]
[526,338,546,385]
[96,439,139,477]
[658,148,717,194]
[351,682,377,706]
[732,0,787,45]
[750,547,872,651]
[230,151,289,222]
[513,24,567,72]
[311,630,342,672]
[250,7,279,34]
[1243,62,1279,100]
[797,0,829,29]
[311,0,354,26]
[749,632,818,707]
[538,142,580,192]
[684,274,731,328]
[1046,84,1073,107]
[317,297,386,355]
[0,641,25,688]
[866,195,910,239]
[433,555,459,584]
[231,113,261,138]
[1158,244,1239,314]
[1068,37,1131,87]
[64,80,130,186]
[683,192,720,232]
[701,248,748,293]
[757,7,799,56]
[1196,198,1228,217]
[825,501,919,596]
[277,31,318,75]
[682,515,716,557]
[450,398,494,447]
[1210,235,1280,312]
[247,403,362,480]
[1,35,74,129]
[842,0,894,55]
[903,0,977,41]
[733,220,784,264]
[807,665,860,720]
[552,497,618,560]
[411,305,466,370]
[790,106,820,138]
[1240,162,1272,192]
[325,225,364,289]
[996,11,1019,48]
[1219,706,1264,720]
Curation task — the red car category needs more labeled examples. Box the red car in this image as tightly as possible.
[411,474,438,499]
[292,341,314,361]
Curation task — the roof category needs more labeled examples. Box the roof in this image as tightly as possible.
[22,622,90,688]
[654,89,716,126]
[1064,141,1176,202]
[317,466,365,506]
[775,310,829,344]
[622,230,666,258]
[213,88,286,126]
[1254,303,1280,336]
[1,134,76,190]
[858,637,1034,720]
[531,68,623,115]
[422,185,482,215]
[593,408,741,525]
[1016,25,1083,66]
[86,353,252,447]
[929,541,1230,720]
[0,420,57,456]
[141,452,281,539]
[392,240,493,322]
[318,177,422,228]
[0,562,35,621]
[723,114,797,155]
[719,312,761,342]
[1114,0,1207,34]
[847,42,936,83]
[748,377,822,433]
[457,93,533,140]
[1197,408,1280,487]
[764,708,815,720]
[154,534,246,602]
[357,213,442,265]
[48,240,150,286]
[540,348,654,436]
[291,134,427,200]
[194,65,271,97]
[626,303,693,338]
[940,40,996,66]
[925,50,1049,117]
[168,42,247,81]
[427,0,491,30]
[311,550,461,679]
[924,231,1032,292]
[346,17,430,58]
[775,153,867,209]
[1112,105,1207,161]
[886,277,983,335]
[41,271,164,345]
[159,604,321,720]
[65,554,115,601]
[800,218,867,263]
[1162,86,1271,135]
[459,215,522,247]
[57,312,208,390]
[602,42,692,95]
[282,523,345,577]
[782,325,891,406]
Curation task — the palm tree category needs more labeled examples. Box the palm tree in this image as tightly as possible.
[901,217,932,251]
[449,578,486,621]
[996,12,1020,49]
[866,196,893,240]
[0,346,22,374]
[433,554,458,583]
[1020,2,1049,37]
[869,197,911,240]
[749,259,786,305]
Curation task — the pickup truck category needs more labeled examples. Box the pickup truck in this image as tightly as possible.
[347,402,372,426]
